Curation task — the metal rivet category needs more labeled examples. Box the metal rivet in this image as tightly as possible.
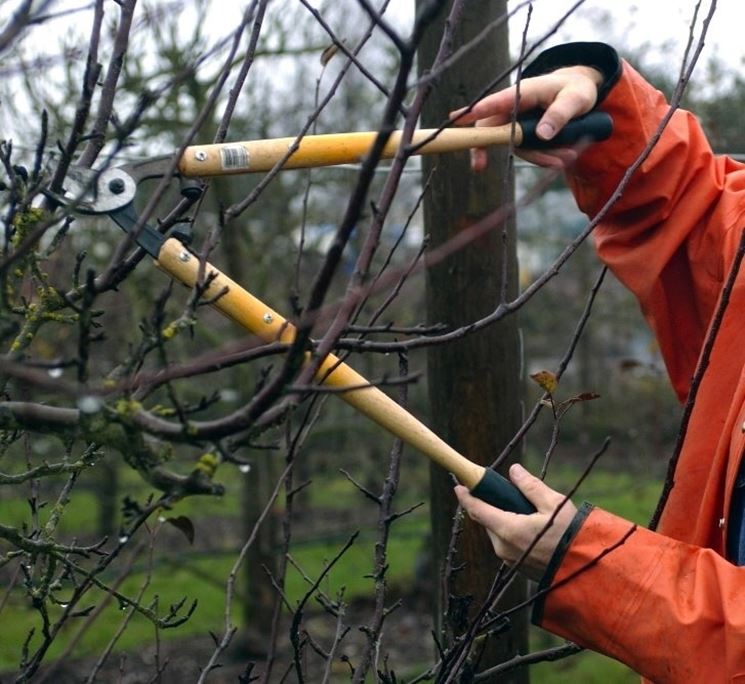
[741,420,745,433]
[178,251,191,262]
[262,313,273,324]
[194,151,207,161]
[108,178,126,195]
[719,517,726,528]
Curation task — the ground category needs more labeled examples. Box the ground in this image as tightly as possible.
[34,596,435,683]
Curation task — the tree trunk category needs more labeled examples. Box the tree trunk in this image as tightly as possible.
[417,1,528,678]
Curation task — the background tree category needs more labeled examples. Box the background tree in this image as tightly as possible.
[416,0,527,679]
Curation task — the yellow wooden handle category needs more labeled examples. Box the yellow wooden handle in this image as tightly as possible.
[155,237,485,488]
[178,126,520,177]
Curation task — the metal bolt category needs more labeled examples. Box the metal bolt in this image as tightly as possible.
[194,151,207,162]
[262,313,273,324]
[108,178,126,195]
[178,251,191,262]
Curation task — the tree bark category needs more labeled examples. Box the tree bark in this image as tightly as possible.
[417,1,528,678]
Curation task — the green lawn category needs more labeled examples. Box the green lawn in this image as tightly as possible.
[0,510,428,672]
[531,648,638,683]
[0,464,660,679]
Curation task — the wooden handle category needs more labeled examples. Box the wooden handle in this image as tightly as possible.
[178,126,520,177]
[178,112,613,177]
[155,238,485,488]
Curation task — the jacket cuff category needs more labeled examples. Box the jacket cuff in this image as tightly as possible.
[523,42,621,104]
[531,501,594,625]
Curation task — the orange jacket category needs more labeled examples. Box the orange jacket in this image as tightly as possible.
[531,52,745,681]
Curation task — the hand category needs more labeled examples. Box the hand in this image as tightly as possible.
[450,66,604,171]
[454,463,577,582]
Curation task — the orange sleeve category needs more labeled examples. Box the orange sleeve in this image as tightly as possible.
[533,506,745,682]
[567,61,745,401]
[525,49,745,681]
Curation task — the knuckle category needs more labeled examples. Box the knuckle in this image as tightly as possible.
[564,88,595,114]
[465,505,489,527]
[519,478,540,498]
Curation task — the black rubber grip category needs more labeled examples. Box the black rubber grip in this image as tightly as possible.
[470,468,536,514]
[518,110,613,150]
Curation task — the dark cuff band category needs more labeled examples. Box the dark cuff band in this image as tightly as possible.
[531,501,594,626]
[523,42,622,104]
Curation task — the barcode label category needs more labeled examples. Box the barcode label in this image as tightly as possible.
[220,146,250,170]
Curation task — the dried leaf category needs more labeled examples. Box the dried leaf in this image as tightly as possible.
[165,515,195,545]
[556,392,601,414]
[530,370,558,394]
[320,43,339,66]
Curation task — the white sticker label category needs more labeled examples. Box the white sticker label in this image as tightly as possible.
[220,146,250,170]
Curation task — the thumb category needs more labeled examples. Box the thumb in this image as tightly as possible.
[509,463,560,512]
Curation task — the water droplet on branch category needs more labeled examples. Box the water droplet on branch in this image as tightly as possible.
[77,396,103,414]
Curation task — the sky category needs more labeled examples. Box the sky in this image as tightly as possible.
[504,1,744,70]
[3,2,739,79]
[384,1,743,75]
[0,0,739,143]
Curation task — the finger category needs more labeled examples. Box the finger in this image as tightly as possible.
[470,147,488,172]
[508,463,563,512]
[450,92,513,127]
[454,484,513,530]
[533,83,598,141]
[471,145,577,173]
[469,116,578,172]
[470,135,580,173]
[450,83,540,126]
[467,114,513,171]
[518,148,579,168]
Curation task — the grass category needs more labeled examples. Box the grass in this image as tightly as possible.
[0,560,233,667]
[546,466,662,525]
[0,488,101,537]
[0,462,661,679]
[0,504,428,672]
[531,648,639,683]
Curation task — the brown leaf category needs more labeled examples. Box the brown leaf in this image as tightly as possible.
[530,370,558,394]
[320,43,339,66]
[556,392,601,414]
[575,392,600,402]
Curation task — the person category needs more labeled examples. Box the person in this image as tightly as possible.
[451,42,745,682]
